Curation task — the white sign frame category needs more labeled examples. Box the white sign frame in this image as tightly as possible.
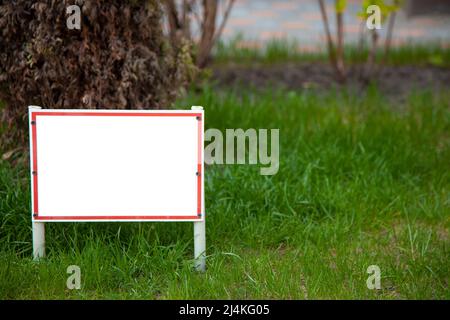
[28,106,206,271]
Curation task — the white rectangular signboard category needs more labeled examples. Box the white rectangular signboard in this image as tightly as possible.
[29,109,204,222]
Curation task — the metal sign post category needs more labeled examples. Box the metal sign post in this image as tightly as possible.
[192,105,206,272]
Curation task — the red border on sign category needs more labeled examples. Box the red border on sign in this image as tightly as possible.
[30,111,203,221]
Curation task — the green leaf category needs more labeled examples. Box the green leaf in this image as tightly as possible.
[335,0,347,13]
[359,0,404,23]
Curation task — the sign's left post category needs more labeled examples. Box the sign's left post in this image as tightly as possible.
[29,105,45,260]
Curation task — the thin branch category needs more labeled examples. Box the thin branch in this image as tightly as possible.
[335,8,345,79]
[357,19,366,79]
[181,0,193,39]
[191,0,203,31]
[318,0,343,80]
[365,29,379,81]
[383,10,397,64]
[196,0,218,67]
[318,0,335,54]
[164,0,181,44]
[165,0,181,29]
[212,0,235,45]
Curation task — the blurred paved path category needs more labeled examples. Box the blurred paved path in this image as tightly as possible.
[220,0,450,48]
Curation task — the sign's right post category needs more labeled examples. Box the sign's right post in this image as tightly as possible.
[192,105,206,272]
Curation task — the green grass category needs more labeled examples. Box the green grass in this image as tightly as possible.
[0,86,449,299]
[214,36,450,67]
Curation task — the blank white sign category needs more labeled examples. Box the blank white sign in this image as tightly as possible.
[29,109,203,222]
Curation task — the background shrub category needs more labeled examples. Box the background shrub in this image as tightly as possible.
[0,0,195,151]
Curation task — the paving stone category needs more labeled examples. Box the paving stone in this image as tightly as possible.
[222,0,450,46]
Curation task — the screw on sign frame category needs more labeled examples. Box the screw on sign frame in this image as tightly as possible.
[28,105,206,272]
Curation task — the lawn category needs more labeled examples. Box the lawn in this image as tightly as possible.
[0,83,448,299]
